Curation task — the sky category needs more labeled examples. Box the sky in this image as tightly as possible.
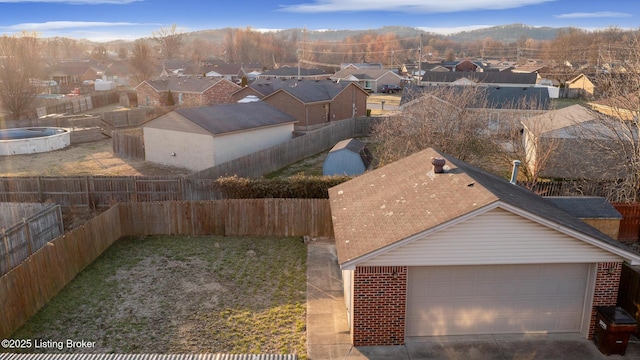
[0,0,637,42]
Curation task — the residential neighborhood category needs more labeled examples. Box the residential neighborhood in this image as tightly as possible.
[2,12,640,360]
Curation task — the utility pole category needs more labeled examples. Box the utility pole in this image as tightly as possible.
[417,33,423,85]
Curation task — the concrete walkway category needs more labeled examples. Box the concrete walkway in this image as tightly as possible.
[306,239,640,360]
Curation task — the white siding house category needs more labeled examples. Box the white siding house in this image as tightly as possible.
[329,148,640,346]
[143,102,296,172]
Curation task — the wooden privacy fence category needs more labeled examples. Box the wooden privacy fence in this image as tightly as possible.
[613,203,640,242]
[0,204,64,277]
[119,199,333,238]
[112,128,145,160]
[618,263,640,337]
[190,117,358,179]
[0,198,333,338]
[0,176,204,208]
[0,206,122,339]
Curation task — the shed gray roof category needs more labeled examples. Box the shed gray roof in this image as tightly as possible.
[329,148,638,265]
[545,197,622,219]
[174,102,296,135]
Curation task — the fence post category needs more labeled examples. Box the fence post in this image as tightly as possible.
[37,176,43,202]
[23,218,32,256]
[1,227,10,272]
[85,176,91,208]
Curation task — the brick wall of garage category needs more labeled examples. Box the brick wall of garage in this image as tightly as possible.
[201,80,241,104]
[352,266,407,346]
[136,83,162,107]
[332,85,367,120]
[589,262,623,338]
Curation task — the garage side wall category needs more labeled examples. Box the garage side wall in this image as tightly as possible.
[352,266,407,346]
[589,262,623,338]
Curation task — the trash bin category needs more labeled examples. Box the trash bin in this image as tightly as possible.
[593,306,637,356]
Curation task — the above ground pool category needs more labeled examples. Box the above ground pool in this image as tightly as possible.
[0,127,70,155]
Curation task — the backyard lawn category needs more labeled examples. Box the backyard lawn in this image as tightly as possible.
[7,235,307,357]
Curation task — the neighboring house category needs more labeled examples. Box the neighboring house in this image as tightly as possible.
[330,68,404,93]
[143,102,297,171]
[46,60,103,87]
[322,138,372,176]
[257,66,330,80]
[328,147,640,346]
[521,104,630,180]
[421,71,538,87]
[135,76,241,107]
[340,63,384,70]
[203,63,251,83]
[565,73,595,98]
[232,79,369,132]
[101,60,134,87]
[400,85,550,135]
[441,59,484,72]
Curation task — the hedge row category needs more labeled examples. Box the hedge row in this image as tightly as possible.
[215,175,352,199]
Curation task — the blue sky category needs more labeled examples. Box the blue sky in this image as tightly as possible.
[0,0,637,42]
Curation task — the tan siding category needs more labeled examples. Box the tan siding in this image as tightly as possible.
[361,208,622,267]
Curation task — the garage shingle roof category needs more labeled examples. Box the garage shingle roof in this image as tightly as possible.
[329,148,634,265]
[175,102,296,135]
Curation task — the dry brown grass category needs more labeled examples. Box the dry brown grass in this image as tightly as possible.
[0,138,191,177]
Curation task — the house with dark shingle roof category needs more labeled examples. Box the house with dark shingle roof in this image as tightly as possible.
[330,68,404,93]
[421,71,538,87]
[257,66,330,80]
[233,79,369,131]
[328,147,640,346]
[135,76,241,108]
[142,102,297,171]
[400,85,549,136]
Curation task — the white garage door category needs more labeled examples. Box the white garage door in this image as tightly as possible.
[406,263,590,336]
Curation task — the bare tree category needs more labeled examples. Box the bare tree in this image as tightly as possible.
[0,31,42,121]
[586,31,640,202]
[152,24,184,59]
[492,97,559,183]
[371,86,499,167]
[130,39,156,84]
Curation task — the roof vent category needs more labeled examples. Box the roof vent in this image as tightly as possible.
[432,157,446,173]
[510,160,521,185]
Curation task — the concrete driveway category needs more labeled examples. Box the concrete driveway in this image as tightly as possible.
[306,239,640,360]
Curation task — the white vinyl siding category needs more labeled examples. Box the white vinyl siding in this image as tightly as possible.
[361,208,622,267]
[406,263,591,336]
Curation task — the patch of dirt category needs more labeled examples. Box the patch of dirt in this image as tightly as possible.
[0,138,192,177]
[101,256,224,353]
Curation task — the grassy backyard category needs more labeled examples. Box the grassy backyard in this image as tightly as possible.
[7,235,307,357]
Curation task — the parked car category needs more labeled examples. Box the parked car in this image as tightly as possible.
[380,84,402,93]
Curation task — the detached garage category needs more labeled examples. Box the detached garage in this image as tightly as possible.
[328,148,640,346]
[143,102,296,172]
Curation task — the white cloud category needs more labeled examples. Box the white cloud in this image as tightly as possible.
[280,0,556,13]
[418,25,495,35]
[4,21,150,31]
[555,12,632,19]
[0,0,139,4]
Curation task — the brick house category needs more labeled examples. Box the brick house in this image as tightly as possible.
[135,76,241,108]
[328,148,640,346]
[232,79,368,132]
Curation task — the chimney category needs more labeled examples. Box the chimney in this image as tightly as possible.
[510,160,521,185]
[432,157,446,173]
